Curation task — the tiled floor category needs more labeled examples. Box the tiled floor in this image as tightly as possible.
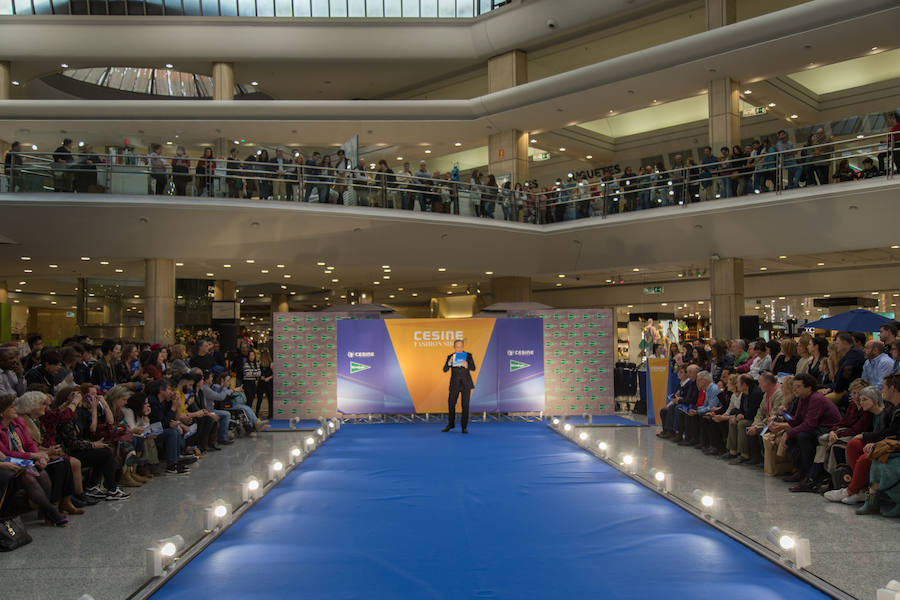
[2,429,311,600]
[568,417,900,600]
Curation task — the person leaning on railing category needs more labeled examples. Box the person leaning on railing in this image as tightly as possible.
[171,146,191,197]
[148,144,168,195]
[4,141,22,192]
[225,148,242,199]
[52,138,74,193]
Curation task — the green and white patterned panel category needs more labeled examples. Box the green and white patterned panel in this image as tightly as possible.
[511,309,614,415]
[272,312,340,419]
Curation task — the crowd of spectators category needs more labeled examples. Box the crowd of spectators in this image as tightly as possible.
[3,112,898,224]
[0,334,273,531]
[656,322,900,518]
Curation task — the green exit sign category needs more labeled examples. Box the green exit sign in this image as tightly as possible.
[643,286,664,295]
[533,152,551,162]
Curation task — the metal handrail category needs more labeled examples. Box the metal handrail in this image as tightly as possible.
[1,130,895,224]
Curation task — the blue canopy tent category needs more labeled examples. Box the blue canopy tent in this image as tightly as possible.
[802,308,893,332]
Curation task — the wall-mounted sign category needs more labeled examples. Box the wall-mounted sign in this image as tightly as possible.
[212,301,240,320]
[533,152,551,162]
[498,148,505,159]
[742,106,768,117]
[643,286,664,295]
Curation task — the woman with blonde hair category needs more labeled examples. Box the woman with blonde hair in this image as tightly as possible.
[795,333,813,375]
[772,338,800,375]
[762,375,796,476]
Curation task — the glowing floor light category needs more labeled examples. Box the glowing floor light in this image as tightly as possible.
[766,526,811,569]
[145,535,185,577]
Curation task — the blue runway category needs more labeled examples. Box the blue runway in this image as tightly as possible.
[151,423,829,600]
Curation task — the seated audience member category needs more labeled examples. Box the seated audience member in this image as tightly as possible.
[24,349,62,390]
[826,376,899,507]
[44,386,127,500]
[700,372,738,455]
[15,391,95,508]
[0,346,26,397]
[862,340,894,390]
[145,379,193,474]
[761,375,797,476]
[173,373,221,453]
[103,385,146,487]
[749,341,771,380]
[723,374,763,461]
[91,340,139,390]
[778,374,842,483]
[677,370,719,448]
[734,342,758,375]
[853,374,900,516]
[0,447,69,527]
[656,365,688,438]
[0,394,74,525]
[771,338,800,375]
[658,365,698,440]
[825,332,865,405]
[794,334,813,375]
[208,372,269,433]
[123,391,157,479]
[858,157,880,178]
[169,344,190,377]
[738,372,783,467]
[795,379,873,492]
[142,348,167,381]
[806,336,829,385]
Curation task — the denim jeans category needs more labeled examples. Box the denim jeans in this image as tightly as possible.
[784,161,801,189]
[231,393,260,425]
[157,427,181,467]
[212,409,231,442]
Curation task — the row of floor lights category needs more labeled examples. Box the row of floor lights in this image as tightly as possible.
[548,416,812,570]
[145,418,341,578]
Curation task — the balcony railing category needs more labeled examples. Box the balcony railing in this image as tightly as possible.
[0,0,509,17]
[2,132,896,224]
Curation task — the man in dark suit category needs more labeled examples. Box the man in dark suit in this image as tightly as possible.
[442,339,476,434]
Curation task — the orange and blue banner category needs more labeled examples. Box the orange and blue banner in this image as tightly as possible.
[337,318,545,413]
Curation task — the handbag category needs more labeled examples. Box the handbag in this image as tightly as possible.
[0,516,32,552]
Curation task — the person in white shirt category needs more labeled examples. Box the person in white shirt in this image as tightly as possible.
[0,348,25,397]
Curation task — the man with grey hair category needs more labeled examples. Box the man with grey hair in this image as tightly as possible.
[659,364,699,440]
[677,370,720,447]
[739,372,783,466]
[0,347,25,397]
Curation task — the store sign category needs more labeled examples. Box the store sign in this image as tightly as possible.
[643,286,664,295]
[742,106,768,117]
[533,152,551,162]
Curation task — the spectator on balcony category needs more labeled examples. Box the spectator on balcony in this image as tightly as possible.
[807,127,832,185]
[776,129,801,190]
[858,157,880,179]
[780,373,842,483]
[886,111,900,175]
[53,138,74,193]
[196,146,216,197]
[172,145,191,196]
[753,138,777,193]
[716,146,733,198]
[669,154,685,205]
[736,143,753,195]
[226,147,242,198]
[149,143,168,195]
[351,158,370,207]
[414,160,432,212]
[333,149,352,205]
[319,154,334,203]
[256,149,274,200]
[698,147,717,201]
[4,140,23,192]
[302,151,322,202]
[376,160,397,208]
[272,148,293,202]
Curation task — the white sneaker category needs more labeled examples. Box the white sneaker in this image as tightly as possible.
[824,488,848,502]
[840,491,867,504]
[104,487,131,501]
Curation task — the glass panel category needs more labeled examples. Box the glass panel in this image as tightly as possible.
[420,0,435,17]
[329,0,345,16]
[201,0,218,14]
[107,0,125,12]
[365,0,381,16]
[383,0,399,16]
[14,0,34,14]
[182,0,201,15]
[70,0,88,13]
[163,0,181,14]
[49,0,68,13]
[478,0,490,15]
[105,68,125,90]
[291,0,308,15]
[455,0,472,17]
[830,117,861,137]
[145,0,163,13]
[401,0,416,17]
[310,0,327,15]
[347,0,362,16]
[219,0,236,14]
[256,0,274,16]
[195,75,213,97]
[274,0,291,16]
[438,0,455,17]
[32,0,53,13]
[0,0,13,14]
[126,0,145,14]
[237,0,254,15]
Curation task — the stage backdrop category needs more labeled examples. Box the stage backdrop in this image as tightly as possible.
[509,309,614,415]
[336,318,545,414]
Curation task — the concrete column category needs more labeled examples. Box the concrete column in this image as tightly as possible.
[0,279,7,304]
[487,50,529,184]
[0,62,10,100]
[103,298,124,325]
[214,280,236,301]
[145,258,175,345]
[271,293,289,314]
[708,78,741,152]
[706,0,740,151]
[212,62,235,101]
[490,276,532,304]
[710,258,743,340]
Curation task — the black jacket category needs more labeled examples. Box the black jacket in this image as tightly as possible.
[443,352,476,390]
[861,403,900,444]
[739,386,764,420]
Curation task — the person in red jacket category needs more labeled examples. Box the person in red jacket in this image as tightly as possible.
[779,373,841,484]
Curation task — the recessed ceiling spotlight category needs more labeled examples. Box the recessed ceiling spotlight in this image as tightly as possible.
[175,262,184,266]
[424,149,432,154]
[261,269,269,274]
[100,260,109,265]
[223,264,232,268]
[438,267,446,272]
[485,271,493,275]
[23,269,31,273]
[206,272,215,277]
[530,138,537,143]
[165,63,174,68]
[768,102,776,107]
[115,268,124,273]
[454,142,462,147]
[60,63,69,68]
[251,81,259,86]
[246,259,255,263]
[790,114,799,119]
[586,155,593,159]
[276,264,285,268]
[559,147,566,152]
[20,256,30,261]
[744,89,752,94]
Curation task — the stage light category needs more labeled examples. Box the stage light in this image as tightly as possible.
[204,499,232,531]
[146,535,185,577]
[268,459,284,482]
[622,454,633,465]
[766,527,811,568]
[650,468,672,493]
[290,446,302,464]
[289,416,301,429]
[241,477,261,502]
[551,417,560,426]
[877,580,900,600]
[692,489,719,519]
[328,420,335,430]
[578,432,588,441]
[563,423,573,432]
[316,427,324,436]
[597,441,609,458]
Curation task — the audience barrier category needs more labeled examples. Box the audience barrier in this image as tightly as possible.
[1,131,896,224]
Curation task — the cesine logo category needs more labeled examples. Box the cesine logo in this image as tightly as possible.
[347,351,375,358]
[507,349,536,357]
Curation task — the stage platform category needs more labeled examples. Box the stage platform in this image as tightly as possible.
[150,422,830,599]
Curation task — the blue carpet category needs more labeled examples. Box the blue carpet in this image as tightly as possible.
[151,423,828,600]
